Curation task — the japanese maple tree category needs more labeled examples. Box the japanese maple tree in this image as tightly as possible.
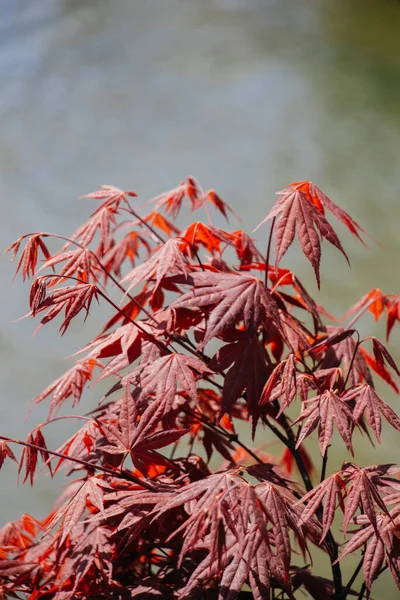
[1,177,400,599]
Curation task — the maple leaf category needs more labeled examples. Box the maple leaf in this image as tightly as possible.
[146,177,201,219]
[291,181,367,242]
[147,177,237,222]
[96,392,138,456]
[143,210,181,236]
[0,441,17,470]
[58,523,114,595]
[295,472,347,542]
[7,233,52,281]
[29,358,99,419]
[18,428,52,485]
[50,477,109,544]
[343,290,400,341]
[102,231,152,277]
[53,420,100,474]
[96,392,189,473]
[359,346,399,392]
[309,329,357,356]
[370,336,400,377]
[121,238,190,296]
[341,463,391,534]
[30,282,100,335]
[211,334,269,432]
[80,184,137,210]
[335,512,398,592]
[91,323,143,381]
[294,390,356,456]
[122,352,211,409]
[205,189,239,222]
[171,271,281,347]
[67,205,119,254]
[343,287,390,322]
[29,277,48,317]
[260,354,298,417]
[180,221,235,254]
[82,321,144,361]
[232,230,264,267]
[38,247,100,286]
[386,295,400,340]
[254,182,366,287]
[342,384,400,443]
[66,184,137,253]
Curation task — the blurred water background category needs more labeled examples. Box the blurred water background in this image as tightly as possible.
[1,0,399,596]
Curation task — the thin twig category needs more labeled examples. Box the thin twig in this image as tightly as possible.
[343,333,361,389]
[321,448,329,483]
[0,434,165,492]
[341,556,363,599]
[183,407,263,465]
[356,582,366,600]
[264,216,276,288]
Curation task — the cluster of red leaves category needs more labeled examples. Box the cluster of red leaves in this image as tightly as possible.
[1,178,400,600]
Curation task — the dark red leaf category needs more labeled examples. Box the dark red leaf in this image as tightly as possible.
[171,271,281,347]
[254,183,354,287]
[0,441,17,470]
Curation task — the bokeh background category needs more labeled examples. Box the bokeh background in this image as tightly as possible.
[1,0,399,596]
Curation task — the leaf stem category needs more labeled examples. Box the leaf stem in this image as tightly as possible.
[264,216,276,288]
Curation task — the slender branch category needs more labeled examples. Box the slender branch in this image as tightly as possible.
[183,407,263,465]
[29,232,213,363]
[356,582,366,600]
[341,556,363,599]
[0,434,167,492]
[264,410,343,595]
[345,294,394,331]
[264,216,276,288]
[27,231,159,325]
[343,333,361,389]
[38,272,178,357]
[321,448,329,483]
[123,204,167,244]
[95,288,170,354]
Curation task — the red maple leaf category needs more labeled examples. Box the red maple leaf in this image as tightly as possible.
[30,282,100,335]
[171,271,281,347]
[0,441,17,470]
[342,384,400,443]
[255,182,366,287]
[211,334,270,432]
[294,390,356,456]
[121,238,190,296]
[7,234,52,281]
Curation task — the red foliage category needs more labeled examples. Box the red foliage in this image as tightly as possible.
[1,179,399,599]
